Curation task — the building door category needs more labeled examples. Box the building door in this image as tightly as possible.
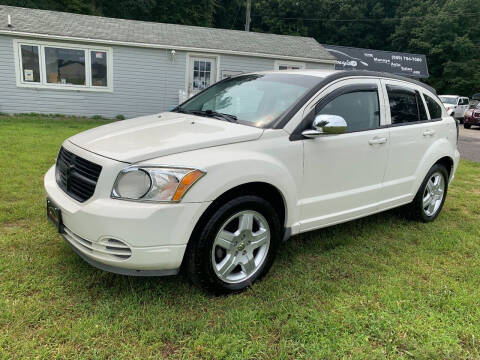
[188,56,217,97]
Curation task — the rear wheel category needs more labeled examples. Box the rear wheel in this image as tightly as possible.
[407,164,448,222]
[464,124,471,129]
[186,195,281,295]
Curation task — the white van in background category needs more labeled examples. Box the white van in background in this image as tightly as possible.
[439,95,470,122]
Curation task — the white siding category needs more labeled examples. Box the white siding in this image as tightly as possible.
[0,35,334,118]
[0,35,187,118]
[219,54,333,74]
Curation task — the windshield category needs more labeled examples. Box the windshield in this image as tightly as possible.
[439,96,457,105]
[175,73,320,128]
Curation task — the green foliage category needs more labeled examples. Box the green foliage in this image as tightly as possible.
[1,0,478,95]
[115,114,126,120]
[391,0,480,95]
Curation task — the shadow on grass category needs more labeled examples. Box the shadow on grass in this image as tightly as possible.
[55,206,413,305]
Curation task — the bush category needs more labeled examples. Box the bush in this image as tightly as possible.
[115,114,126,120]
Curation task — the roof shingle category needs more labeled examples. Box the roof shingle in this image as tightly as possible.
[0,5,335,62]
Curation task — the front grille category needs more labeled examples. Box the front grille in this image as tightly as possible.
[55,147,102,202]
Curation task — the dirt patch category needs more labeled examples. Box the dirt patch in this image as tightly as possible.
[161,340,179,359]
[1,219,31,232]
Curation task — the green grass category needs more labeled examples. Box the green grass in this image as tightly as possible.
[1,114,480,359]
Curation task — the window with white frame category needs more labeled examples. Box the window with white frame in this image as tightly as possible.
[274,60,306,70]
[14,40,112,91]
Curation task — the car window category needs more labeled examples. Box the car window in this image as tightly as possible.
[316,90,380,132]
[387,85,425,124]
[439,96,457,105]
[424,94,443,119]
[178,73,320,128]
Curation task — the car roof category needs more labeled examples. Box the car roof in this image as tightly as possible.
[252,69,437,94]
[439,95,464,98]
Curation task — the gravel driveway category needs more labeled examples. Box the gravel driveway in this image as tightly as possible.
[459,125,480,162]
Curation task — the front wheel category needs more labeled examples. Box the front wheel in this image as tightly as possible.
[464,124,471,129]
[186,195,281,295]
[407,164,448,222]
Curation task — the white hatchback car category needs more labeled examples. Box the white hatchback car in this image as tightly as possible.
[45,70,460,294]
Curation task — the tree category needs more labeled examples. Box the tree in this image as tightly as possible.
[1,0,478,95]
[391,0,480,94]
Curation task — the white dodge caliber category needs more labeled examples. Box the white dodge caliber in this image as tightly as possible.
[45,70,460,294]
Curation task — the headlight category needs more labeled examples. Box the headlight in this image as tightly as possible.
[112,167,205,202]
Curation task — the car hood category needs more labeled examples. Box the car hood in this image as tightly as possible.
[68,112,263,163]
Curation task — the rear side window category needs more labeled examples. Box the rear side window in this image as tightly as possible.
[387,85,427,124]
[316,90,380,132]
[424,94,443,120]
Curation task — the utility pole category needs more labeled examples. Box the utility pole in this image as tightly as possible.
[245,0,251,32]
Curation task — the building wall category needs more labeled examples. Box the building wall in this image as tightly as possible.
[0,35,334,118]
[0,35,187,118]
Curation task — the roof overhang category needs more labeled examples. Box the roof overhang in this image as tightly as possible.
[0,29,337,64]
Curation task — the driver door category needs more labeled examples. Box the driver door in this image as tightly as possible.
[299,79,390,231]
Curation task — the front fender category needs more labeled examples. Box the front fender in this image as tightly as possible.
[138,135,302,228]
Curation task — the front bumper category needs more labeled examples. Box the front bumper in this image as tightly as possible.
[62,229,180,276]
[44,143,211,274]
[464,117,480,125]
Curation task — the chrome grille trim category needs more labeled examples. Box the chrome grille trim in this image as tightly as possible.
[55,147,102,202]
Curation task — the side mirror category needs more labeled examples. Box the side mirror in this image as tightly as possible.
[302,114,347,138]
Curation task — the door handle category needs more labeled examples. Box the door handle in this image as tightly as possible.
[423,129,435,137]
[368,137,387,145]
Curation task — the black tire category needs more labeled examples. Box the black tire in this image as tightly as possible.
[186,195,281,295]
[464,124,471,129]
[406,163,449,222]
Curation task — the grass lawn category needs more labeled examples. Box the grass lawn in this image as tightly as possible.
[1,114,480,359]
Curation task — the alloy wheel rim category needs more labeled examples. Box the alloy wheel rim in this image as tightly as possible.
[422,172,445,217]
[211,210,270,284]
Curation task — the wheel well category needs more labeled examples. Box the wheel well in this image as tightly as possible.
[188,182,287,244]
[435,156,454,178]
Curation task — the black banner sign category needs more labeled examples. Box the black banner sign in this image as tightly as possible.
[323,44,429,78]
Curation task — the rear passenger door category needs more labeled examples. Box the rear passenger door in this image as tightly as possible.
[380,80,440,208]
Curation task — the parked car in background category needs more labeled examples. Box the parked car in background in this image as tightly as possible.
[45,70,460,294]
[471,93,480,107]
[464,103,480,129]
[439,95,470,122]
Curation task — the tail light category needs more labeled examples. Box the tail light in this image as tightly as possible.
[474,110,480,118]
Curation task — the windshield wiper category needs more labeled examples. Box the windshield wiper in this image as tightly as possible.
[193,110,238,123]
[172,107,192,114]
[173,108,238,123]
